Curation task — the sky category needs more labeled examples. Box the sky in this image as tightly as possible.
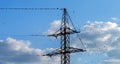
[0,0,120,64]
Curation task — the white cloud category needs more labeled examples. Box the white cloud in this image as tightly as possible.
[0,37,60,64]
[73,20,120,64]
[111,17,119,21]
[45,20,73,35]
[100,59,120,64]
[78,21,120,50]
[46,20,61,34]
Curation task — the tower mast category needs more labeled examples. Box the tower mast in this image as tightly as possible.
[60,8,70,64]
[43,8,86,64]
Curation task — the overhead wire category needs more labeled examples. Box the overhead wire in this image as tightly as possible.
[0,8,62,10]
[67,12,77,31]
[0,8,64,38]
[0,54,41,57]
[0,34,47,37]
[76,33,87,50]
[66,10,86,50]
[13,34,47,37]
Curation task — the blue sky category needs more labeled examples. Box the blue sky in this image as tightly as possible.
[0,0,120,64]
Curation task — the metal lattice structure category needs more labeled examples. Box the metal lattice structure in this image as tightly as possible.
[0,8,86,64]
[43,8,86,64]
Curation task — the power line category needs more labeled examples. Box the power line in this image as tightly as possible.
[0,34,47,37]
[0,55,41,57]
[0,8,62,10]
[77,33,87,50]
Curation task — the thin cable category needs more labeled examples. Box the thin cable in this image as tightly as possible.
[0,34,47,37]
[0,8,62,10]
[77,34,86,50]
[67,13,77,30]
[0,54,41,57]
[13,34,47,37]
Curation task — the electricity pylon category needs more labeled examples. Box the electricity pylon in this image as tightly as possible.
[0,8,86,64]
[43,8,86,64]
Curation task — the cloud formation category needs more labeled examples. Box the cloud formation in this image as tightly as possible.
[0,37,60,64]
[100,59,120,64]
[46,20,61,35]
[45,20,72,35]
[74,20,120,64]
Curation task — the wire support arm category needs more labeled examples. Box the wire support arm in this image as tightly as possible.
[48,28,80,38]
[42,47,86,57]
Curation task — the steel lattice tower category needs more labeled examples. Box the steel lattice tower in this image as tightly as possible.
[43,8,86,64]
[0,7,86,64]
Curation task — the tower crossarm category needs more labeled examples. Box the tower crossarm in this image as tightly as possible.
[48,28,80,38]
[69,47,86,53]
[42,47,86,57]
[42,49,61,57]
